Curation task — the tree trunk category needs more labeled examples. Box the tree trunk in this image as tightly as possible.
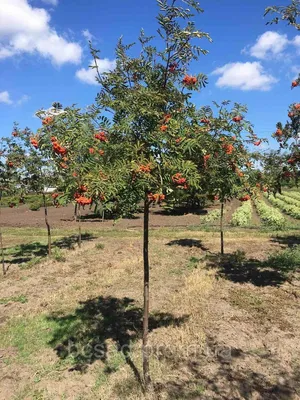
[43,193,52,256]
[0,195,5,275]
[78,204,82,248]
[220,202,224,255]
[142,194,151,389]
[0,226,5,276]
[74,203,78,221]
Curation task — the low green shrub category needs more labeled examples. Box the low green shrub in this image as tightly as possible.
[203,209,221,223]
[278,193,300,207]
[253,197,285,230]
[265,193,300,219]
[29,202,41,211]
[52,247,66,262]
[231,200,252,227]
[283,191,300,202]
[266,246,300,273]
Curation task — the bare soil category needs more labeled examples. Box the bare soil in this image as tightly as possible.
[0,201,235,229]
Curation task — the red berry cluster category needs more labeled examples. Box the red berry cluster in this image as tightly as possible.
[232,115,243,123]
[172,173,188,189]
[182,75,197,86]
[239,195,250,202]
[52,138,67,156]
[42,117,53,126]
[148,193,165,203]
[30,137,39,149]
[95,131,107,142]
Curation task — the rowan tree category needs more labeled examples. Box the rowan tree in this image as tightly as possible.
[264,1,300,186]
[35,105,105,246]
[183,101,262,254]
[0,134,26,274]
[265,0,300,30]
[87,0,212,387]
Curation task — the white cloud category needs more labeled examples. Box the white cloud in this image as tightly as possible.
[76,58,116,85]
[212,62,277,91]
[16,94,30,105]
[291,65,300,79]
[82,29,94,42]
[246,31,289,59]
[0,91,13,105]
[0,0,82,65]
[292,36,300,47]
[291,36,300,56]
[41,0,58,5]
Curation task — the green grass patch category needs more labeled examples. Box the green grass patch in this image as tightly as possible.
[187,256,202,270]
[0,294,28,305]
[266,245,300,273]
[0,315,58,363]
[52,247,66,262]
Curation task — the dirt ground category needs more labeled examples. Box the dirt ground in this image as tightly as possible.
[1,226,300,399]
[0,200,238,229]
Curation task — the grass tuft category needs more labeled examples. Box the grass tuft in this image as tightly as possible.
[0,294,28,305]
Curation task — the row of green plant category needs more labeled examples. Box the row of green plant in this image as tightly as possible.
[203,208,221,224]
[1,194,53,210]
[276,192,300,207]
[253,197,286,229]
[230,200,252,227]
[283,191,300,202]
[265,193,300,219]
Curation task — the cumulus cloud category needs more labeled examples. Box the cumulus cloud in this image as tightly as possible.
[0,91,13,104]
[82,29,94,42]
[291,36,300,56]
[246,31,289,59]
[76,58,116,85]
[212,62,277,91]
[0,0,82,65]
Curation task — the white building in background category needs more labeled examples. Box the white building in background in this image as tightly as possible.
[43,187,57,194]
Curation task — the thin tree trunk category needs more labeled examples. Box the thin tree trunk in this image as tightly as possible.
[43,193,52,256]
[142,194,151,389]
[0,193,5,275]
[102,209,105,223]
[220,201,224,255]
[74,203,78,221]
[78,204,82,248]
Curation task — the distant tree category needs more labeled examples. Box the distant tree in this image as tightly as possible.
[264,1,300,187]
[190,101,262,254]
[0,134,26,274]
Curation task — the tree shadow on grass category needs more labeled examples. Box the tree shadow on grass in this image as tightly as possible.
[54,233,95,249]
[153,336,300,399]
[79,213,140,222]
[271,235,300,248]
[154,206,207,217]
[167,239,209,252]
[4,233,96,266]
[47,296,188,382]
[205,251,292,287]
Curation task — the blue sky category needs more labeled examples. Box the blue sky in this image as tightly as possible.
[0,0,299,151]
